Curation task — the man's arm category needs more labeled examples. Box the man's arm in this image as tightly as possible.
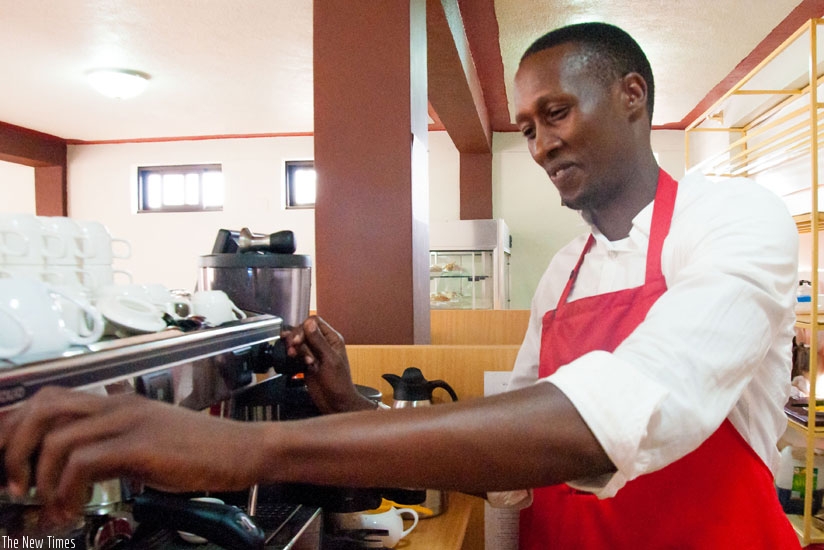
[0,327,614,522]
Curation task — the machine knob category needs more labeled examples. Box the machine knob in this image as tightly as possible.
[257,339,306,376]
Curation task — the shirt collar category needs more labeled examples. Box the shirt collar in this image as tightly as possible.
[584,199,654,251]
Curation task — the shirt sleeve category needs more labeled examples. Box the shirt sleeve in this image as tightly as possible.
[548,180,798,498]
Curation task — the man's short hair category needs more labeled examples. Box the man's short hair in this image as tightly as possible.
[521,22,655,121]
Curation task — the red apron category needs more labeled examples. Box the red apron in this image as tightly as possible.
[519,170,799,549]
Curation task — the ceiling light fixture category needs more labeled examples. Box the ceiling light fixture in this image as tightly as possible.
[86,69,150,99]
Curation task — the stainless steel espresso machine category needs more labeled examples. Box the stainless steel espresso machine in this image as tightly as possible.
[0,229,388,550]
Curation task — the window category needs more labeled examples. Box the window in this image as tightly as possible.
[137,164,224,212]
[285,160,316,209]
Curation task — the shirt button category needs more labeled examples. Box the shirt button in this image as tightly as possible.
[608,250,618,259]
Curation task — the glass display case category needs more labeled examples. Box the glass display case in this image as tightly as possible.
[429,219,511,309]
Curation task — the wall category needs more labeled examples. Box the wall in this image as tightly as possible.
[67,136,318,300]
[428,131,461,222]
[0,160,36,213]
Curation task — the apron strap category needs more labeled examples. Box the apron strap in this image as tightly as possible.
[645,169,678,283]
[557,234,595,307]
[558,169,679,309]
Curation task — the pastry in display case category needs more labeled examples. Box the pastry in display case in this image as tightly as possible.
[429,219,511,310]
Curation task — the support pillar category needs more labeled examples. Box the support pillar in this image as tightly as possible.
[459,152,492,220]
[313,0,430,344]
[0,122,67,216]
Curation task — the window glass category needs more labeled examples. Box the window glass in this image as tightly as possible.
[185,173,200,205]
[202,171,225,208]
[163,174,185,206]
[146,174,163,209]
[285,160,316,209]
[137,164,223,212]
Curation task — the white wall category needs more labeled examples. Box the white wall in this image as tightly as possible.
[0,160,36,213]
[652,130,686,181]
[491,133,586,309]
[428,131,461,222]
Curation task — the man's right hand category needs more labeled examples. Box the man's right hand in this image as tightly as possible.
[281,316,377,414]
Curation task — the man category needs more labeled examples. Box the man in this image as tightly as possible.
[0,22,800,548]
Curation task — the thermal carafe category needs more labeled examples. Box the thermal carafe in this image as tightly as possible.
[198,229,311,327]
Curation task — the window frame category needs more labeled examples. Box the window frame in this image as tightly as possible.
[137,163,224,213]
[285,160,316,209]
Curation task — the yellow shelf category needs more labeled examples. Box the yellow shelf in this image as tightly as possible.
[795,314,824,330]
[795,212,824,234]
[787,417,824,437]
[787,513,824,545]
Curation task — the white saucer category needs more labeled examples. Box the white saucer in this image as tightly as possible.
[95,295,167,334]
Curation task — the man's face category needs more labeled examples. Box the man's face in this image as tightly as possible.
[514,43,634,211]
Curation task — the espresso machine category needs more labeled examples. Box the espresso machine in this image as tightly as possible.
[0,229,387,549]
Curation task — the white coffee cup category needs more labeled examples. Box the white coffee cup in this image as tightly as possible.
[0,265,54,282]
[84,265,133,289]
[142,283,191,318]
[95,283,184,316]
[0,278,104,360]
[76,220,131,265]
[51,284,101,339]
[95,283,153,303]
[0,265,98,294]
[44,266,97,289]
[191,290,246,325]
[0,214,65,265]
[331,507,419,548]
[39,216,95,265]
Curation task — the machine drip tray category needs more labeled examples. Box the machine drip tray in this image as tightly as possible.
[127,503,321,549]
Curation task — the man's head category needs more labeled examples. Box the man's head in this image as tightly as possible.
[514,22,657,217]
[522,22,654,121]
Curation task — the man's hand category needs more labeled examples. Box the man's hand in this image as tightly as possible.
[0,387,264,523]
[281,316,376,413]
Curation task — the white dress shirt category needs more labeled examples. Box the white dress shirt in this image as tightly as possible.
[505,171,798,500]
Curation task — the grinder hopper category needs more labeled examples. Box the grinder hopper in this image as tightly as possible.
[198,228,311,327]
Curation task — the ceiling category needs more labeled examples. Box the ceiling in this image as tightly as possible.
[0,0,819,143]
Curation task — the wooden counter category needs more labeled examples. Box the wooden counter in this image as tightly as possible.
[397,492,476,550]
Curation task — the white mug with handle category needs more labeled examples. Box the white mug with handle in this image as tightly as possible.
[0,305,32,359]
[0,278,104,361]
[331,506,419,548]
[191,290,246,325]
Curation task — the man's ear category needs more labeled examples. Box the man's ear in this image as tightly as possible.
[621,72,648,122]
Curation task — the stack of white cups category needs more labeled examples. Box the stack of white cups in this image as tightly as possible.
[0,214,133,361]
[0,214,132,293]
[0,214,247,359]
